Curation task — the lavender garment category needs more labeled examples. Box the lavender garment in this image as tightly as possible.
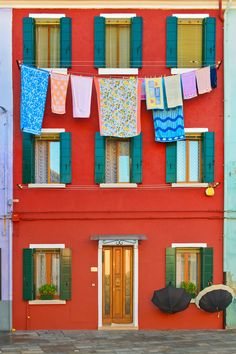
[181,71,198,100]
[71,75,93,118]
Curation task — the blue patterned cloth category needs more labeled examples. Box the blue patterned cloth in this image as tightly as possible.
[20,65,49,135]
[152,79,185,142]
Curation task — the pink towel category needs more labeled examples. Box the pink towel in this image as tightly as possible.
[51,72,69,114]
[71,75,93,118]
[195,67,212,94]
[181,71,197,100]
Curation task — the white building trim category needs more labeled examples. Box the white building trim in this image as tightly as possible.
[29,244,65,248]
[171,243,207,248]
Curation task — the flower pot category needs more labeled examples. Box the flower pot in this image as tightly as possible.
[40,294,54,300]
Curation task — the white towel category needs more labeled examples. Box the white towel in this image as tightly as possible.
[164,75,183,108]
[71,75,93,118]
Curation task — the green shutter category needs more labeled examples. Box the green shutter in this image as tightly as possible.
[166,16,178,68]
[202,132,215,183]
[94,16,105,68]
[60,132,72,184]
[60,17,72,68]
[23,248,35,301]
[203,17,216,67]
[23,17,35,66]
[22,132,35,184]
[131,133,142,183]
[60,248,72,300]
[166,248,176,287]
[166,143,177,183]
[130,17,143,68]
[95,132,105,184]
[201,247,213,289]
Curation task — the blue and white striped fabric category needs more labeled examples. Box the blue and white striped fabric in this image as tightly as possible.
[152,79,185,142]
[20,65,49,135]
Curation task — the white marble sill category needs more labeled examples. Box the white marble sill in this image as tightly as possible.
[100,183,137,188]
[98,68,139,75]
[171,183,208,188]
[29,300,66,305]
[28,184,66,188]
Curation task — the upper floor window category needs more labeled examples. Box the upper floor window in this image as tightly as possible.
[23,16,72,68]
[166,16,216,69]
[106,138,131,183]
[94,16,143,70]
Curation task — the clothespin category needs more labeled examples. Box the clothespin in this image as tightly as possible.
[16,60,21,70]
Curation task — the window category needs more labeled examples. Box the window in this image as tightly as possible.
[166,16,216,68]
[35,19,60,68]
[106,138,130,183]
[94,16,143,69]
[95,132,142,184]
[166,131,215,184]
[23,247,72,301]
[22,131,72,185]
[166,247,213,293]
[177,134,201,183]
[23,16,72,68]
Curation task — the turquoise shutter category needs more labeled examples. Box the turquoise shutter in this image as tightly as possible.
[166,143,177,183]
[201,247,213,289]
[60,132,72,184]
[131,134,142,183]
[60,248,72,300]
[166,16,178,68]
[23,248,35,301]
[94,17,105,68]
[203,17,216,67]
[130,17,143,68]
[166,248,176,287]
[22,132,35,184]
[60,17,72,68]
[95,132,105,184]
[23,17,35,66]
[202,132,215,183]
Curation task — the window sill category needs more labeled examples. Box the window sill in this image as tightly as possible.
[42,68,68,74]
[98,68,139,75]
[28,184,66,189]
[100,183,137,188]
[29,300,66,305]
[171,68,198,75]
[171,183,208,188]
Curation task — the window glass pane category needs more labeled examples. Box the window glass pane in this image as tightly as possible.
[36,25,49,68]
[176,252,185,287]
[35,141,48,183]
[118,141,130,183]
[106,25,118,68]
[177,140,186,182]
[51,253,60,295]
[176,250,199,289]
[104,249,111,316]
[49,142,60,183]
[119,25,130,68]
[177,20,202,68]
[124,249,132,315]
[50,25,60,68]
[188,253,198,286]
[35,253,46,295]
[105,139,117,183]
[189,141,199,182]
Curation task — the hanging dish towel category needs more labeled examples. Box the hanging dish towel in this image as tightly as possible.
[145,77,164,110]
[195,66,212,94]
[152,80,185,142]
[181,70,198,99]
[51,72,69,114]
[20,64,49,135]
[210,66,217,89]
[94,78,141,138]
[71,75,93,118]
[164,74,183,108]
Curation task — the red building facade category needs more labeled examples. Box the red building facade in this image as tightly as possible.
[12,7,224,330]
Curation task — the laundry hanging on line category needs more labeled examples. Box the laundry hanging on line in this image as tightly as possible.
[20,64,49,135]
[181,71,198,100]
[195,66,212,94]
[164,74,183,108]
[51,72,69,114]
[145,77,164,110]
[71,75,93,118]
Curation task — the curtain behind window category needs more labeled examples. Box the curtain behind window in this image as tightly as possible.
[36,25,60,68]
[35,141,48,183]
[106,24,130,68]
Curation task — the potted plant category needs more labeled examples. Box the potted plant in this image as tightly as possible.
[38,283,57,300]
[180,281,197,298]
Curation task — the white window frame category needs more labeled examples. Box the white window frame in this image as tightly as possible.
[98,13,138,75]
[28,128,66,189]
[28,243,66,305]
[170,13,209,75]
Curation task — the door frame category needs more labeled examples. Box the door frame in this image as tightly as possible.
[98,239,138,328]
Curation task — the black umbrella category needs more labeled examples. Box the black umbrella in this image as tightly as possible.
[195,284,235,313]
[151,286,192,314]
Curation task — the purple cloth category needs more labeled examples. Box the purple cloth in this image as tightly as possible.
[141,78,146,100]
[71,75,93,118]
[181,71,197,100]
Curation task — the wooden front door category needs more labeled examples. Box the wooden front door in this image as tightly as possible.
[102,246,133,324]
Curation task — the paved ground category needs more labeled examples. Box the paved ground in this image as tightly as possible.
[0,330,236,354]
